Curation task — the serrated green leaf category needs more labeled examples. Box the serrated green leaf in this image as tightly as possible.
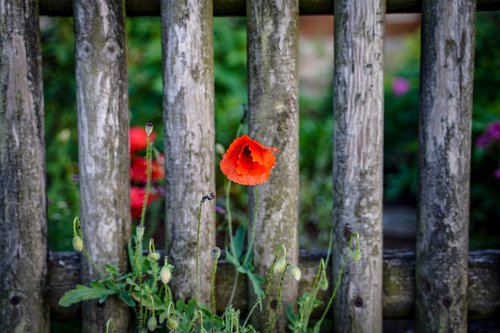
[247,272,264,299]
[233,225,246,259]
[119,291,136,307]
[59,284,117,307]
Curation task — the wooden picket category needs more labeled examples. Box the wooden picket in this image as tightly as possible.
[0,1,499,333]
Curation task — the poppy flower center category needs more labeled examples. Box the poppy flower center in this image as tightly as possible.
[243,145,252,157]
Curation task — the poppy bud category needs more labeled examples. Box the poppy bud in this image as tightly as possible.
[352,248,362,262]
[145,123,154,137]
[215,143,225,156]
[289,264,301,281]
[211,247,221,261]
[147,315,157,331]
[319,270,328,291]
[273,258,287,275]
[148,252,161,261]
[72,236,83,252]
[136,225,145,240]
[167,317,178,331]
[160,264,172,284]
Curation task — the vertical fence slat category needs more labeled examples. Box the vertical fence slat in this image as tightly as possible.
[247,1,299,330]
[160,0,215,301]
[416,0,476,332]
[0,1,49,331]
[73,0,130,331]
[332,0,385,332]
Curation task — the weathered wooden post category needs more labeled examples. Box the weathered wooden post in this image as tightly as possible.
[332,0,385,332]
[416,0,476,332]
[160,0,215,301]
[73,0,131,331]
[0,0,49,331]
[247,0,300,330]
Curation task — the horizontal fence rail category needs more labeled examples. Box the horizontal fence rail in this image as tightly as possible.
[48,250,500,320]
[39,0,500,16]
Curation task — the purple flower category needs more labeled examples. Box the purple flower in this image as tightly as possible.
[476,121,500,148]
[392,77,410,96]
[494,169,500,180]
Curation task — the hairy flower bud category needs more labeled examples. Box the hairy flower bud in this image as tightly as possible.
[352,248,361,262]
[148,252,161,261]
[160,265,172,284]
[72,236,83,252]
[136,225,145,240]
[289,264,301,281]
[319,270,328,291]
[273,258,287,275]
[147,315,157,331]
[167,317,178,331]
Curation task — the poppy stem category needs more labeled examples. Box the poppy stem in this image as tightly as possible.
[243,186,258,267]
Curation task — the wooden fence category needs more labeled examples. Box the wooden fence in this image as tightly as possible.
[1,0,499,332]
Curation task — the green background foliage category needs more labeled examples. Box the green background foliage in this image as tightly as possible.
[41,13,499,257]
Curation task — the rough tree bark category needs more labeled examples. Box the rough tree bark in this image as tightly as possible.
[160,0,215,302]
[247,0,299,331]
[73,0,131,331]
[0,0,49,331]
[416,0,476,332]
[332,0,386,332]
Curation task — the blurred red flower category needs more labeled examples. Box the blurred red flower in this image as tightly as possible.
[130,156,165,183]
[130,126,156,153]
[130,186,159,219]
[220,135,278,186]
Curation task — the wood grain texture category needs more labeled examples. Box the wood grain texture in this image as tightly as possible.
[48,250,500,320]
[332,0,385,332]
[247,0,299,331]
[417,1,476,332]
[0,0,49,331]
[160,0,215,302]
[73,0,131,331]
[39,0,500,16]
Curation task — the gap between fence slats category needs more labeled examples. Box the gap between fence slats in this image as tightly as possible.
[73,0,131,331]
[416,0,477,332]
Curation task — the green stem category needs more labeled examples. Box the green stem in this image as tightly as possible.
[139,134,152,228]
[316,234,356,329]
[264,263,290,333]
[242,186,258,267]
[211,258,218,333]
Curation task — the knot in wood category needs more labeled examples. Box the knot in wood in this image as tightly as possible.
[353,296,363,308]
[9,295,21,306]
[270,298,278,310]
[442,296,452,308]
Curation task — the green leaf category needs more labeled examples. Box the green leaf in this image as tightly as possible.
[247,272,264,300]
[233,225,246,259]
[119,291,136,307]
[59,284,117,307]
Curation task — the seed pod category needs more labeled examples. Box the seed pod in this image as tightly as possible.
[147,315,157,331]
[145,123,154,136]
[72,236,83,252]
[211,247,221,261]
[319,270,328,291]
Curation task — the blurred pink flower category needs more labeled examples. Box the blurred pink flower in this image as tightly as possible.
[476,121,500,148]
[494,169,500,180]
[392,77,410,96]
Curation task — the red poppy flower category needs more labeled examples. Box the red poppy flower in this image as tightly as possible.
[220,135,278,186]
[130,186,159,219]
[130,156,165,183]
[130,127,156,153]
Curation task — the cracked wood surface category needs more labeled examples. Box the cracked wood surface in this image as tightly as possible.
[0,0,48,331]
[73,0,131,331]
